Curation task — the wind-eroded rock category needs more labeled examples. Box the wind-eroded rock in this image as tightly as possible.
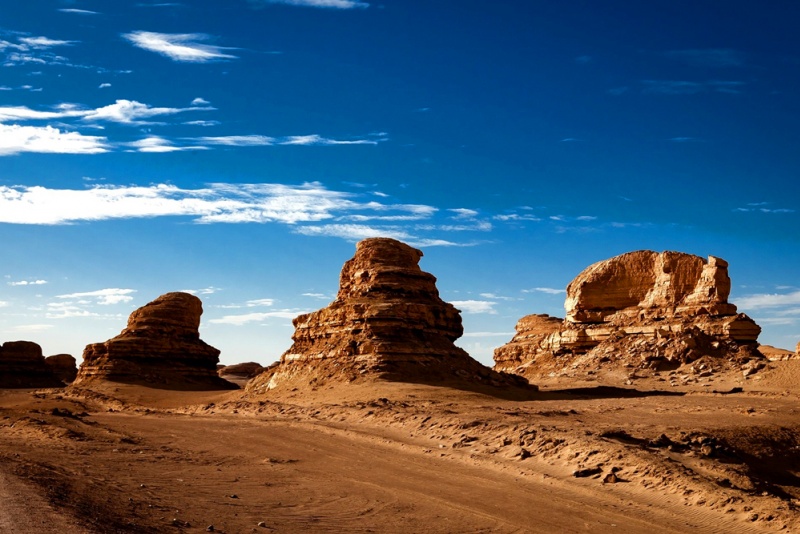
[494,250,764,380]
[45,354,78,383]
[74,292,235,389]
[249,238,528,392]
[0,341,63,388]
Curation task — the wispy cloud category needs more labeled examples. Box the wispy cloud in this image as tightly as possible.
[19,36,76,48]
[664,48,745,68]
[0,124,109,155]
[523,287,566,295]
[123,31,238,62]
[209,310,302,325]
[642,80,746,95]
[737,290,800,310]
[450,300,497,314]
[0,100,212,126]
[58,8,99,15]
[249,0,369,9]
[733,202,795,214]
[8,279,48,286]
[56,288,137,305]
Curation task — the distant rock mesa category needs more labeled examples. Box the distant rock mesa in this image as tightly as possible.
[0,341,63,388]
[74,292,235,389]
[494,250,764,380]
[248,238,528,392]
[45,354,78,384]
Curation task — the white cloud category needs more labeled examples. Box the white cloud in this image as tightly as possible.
[0,301,9,307]
[128,136,207,153]
[737,290,800,310]
[252,0,369,8]
[0,182,439,228]
[523,287,566,295]
[246,298,275,307]
[19,37,75,49]
[99,83,111,89]
[0,124,108,155]
[8,279,48,286]
[450,300,497,314]
[191,97,210,105]
[82,99,211,125]
[58,8,99,14]
[279,134,386,146]
[209,311,301,325]
[123,31,238,62]
[449,208,479,219]
[56,288,136,305]
[302,293,331,300]
[461,331,514,338]
[194,135,275,146]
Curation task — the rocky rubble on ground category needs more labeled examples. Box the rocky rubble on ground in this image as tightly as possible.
[44,354,78,383]
[0,341,63,388]
[73,292,235,389]
[494,250,766,381]
[248,238,529,392]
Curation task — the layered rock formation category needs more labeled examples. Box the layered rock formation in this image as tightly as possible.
[248,238,528,392]
[74,292,235,389]
[494,250,764,380]
[45,354,78,383]
[0,341,63,388]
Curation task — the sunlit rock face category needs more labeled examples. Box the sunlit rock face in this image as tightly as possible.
[0,340,63,388]
[45,354,78,384]
[74,292,235,389]
[494,250,763,380]
[248,238,529,392]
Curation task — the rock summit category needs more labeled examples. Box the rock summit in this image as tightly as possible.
[249,238,528,392]
[74,292,235,389]
[494,250,764,380]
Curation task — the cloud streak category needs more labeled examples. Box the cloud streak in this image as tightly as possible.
[123,31,238,62]
[249,0,369,9]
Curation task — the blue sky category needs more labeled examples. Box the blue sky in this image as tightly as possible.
[1,0,798,366]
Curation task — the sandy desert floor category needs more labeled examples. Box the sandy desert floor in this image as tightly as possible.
[2,360,800,533]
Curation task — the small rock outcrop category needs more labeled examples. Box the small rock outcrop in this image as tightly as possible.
[45,354,78,383]
[796,341,800,359]
[248,238,528,392]
[494,250,764,381]
[74,292,235,389]
[0,341,63,388]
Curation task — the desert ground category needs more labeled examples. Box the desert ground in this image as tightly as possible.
[2,359,799,533]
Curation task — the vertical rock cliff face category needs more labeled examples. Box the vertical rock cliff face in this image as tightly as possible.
[0,341,63,388]
[248,238,528,392]
[494,251,763,380]
[74,292,235,389]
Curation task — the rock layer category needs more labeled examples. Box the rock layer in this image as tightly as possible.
[74,292,234,389]
[494,250,764,380]
[0,341,63,388]
[248,238,528,392]
[45,354,78,383]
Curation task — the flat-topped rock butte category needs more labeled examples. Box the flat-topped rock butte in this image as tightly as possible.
[73,292,235,389]
[0,340,63,388]
[248,237,528,392]
[494,250,765,380]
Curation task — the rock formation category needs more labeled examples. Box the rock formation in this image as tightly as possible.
[248,238,529,392]
[45,354,78,383]
[494,250,764,381]
[74,292,235,389]
[0,341,63,388]
[797,341,800,359]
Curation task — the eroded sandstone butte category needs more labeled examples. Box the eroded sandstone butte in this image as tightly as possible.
[45,354,78,384]
[0,341,63,388]
[494,250,764,380]
[74,292,235,389]
[248,238,528,392]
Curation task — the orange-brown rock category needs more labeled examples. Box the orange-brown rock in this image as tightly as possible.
[494,251,764,380]
[45,354,78,383]
[0,341,63,388]
[74,292,235,389]
[797,341,800,358]
[248,238,529,392]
